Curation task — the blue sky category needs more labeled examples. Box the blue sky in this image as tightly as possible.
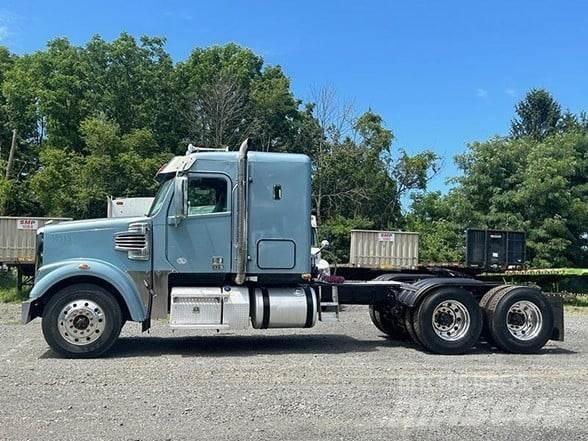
[1,1,587,192]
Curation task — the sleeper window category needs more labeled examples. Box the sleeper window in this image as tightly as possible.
[187,177,228,215]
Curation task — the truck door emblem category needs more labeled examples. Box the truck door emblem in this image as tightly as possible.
[176,257,187,265]
[212,256,224,270]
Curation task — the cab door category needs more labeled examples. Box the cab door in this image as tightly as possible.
[166,173,232,277]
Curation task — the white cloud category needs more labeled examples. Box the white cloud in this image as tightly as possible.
[476,88,488,98]
[505,88,516,97]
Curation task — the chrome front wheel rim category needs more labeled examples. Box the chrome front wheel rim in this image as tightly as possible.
[506,300,543,341]
[58,299,106,346]
[432,300,471,341]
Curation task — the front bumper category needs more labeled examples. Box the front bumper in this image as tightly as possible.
[21,299,42,325]
[21,300,33,324]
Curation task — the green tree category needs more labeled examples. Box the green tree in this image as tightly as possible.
[406,191,465,262]
[510,89,562,140]
[29,147,84,216]
[0,46,16,155]
[451,131,588,267]
[80,115,123,156]
[319,215,374,264]
[83,34,180,149]
[177,44,300,150]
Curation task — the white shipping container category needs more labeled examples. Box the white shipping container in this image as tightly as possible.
[349,229,419,269]
[107,197,154,218]
[0,216,71,265]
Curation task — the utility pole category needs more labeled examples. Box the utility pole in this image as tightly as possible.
[5,129,17,179]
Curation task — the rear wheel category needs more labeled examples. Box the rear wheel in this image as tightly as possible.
[413,288,482,354]
[42,283,123,358]
[479,285,511,342]
[369,304,406,339]
[369,305,387,334]
[485,287,553,353]
[479,284,510,311]
[403,307,421,346]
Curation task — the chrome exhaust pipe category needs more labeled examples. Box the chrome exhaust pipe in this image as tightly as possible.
[235,138,251,285]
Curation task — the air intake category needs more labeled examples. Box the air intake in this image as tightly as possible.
[114,222,150,260]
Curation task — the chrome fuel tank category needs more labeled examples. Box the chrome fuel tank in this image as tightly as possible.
[250,286,317,329]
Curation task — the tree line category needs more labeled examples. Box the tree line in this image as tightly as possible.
[0,34,585,268]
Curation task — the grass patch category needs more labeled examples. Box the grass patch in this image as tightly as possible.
[0,270,29,303]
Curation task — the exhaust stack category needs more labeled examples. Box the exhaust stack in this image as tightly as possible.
[235,138,251,285]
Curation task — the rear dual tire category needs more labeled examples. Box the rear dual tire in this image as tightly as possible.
[413,288,482,355]
[369,304,406,338]
[481,286,553,353]
[371,288,483,354]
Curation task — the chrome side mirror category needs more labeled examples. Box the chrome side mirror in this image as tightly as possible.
[313,239,330,256]
[173,176,188,225]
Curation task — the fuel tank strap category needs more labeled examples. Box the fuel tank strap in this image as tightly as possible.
[303,286,314,328]
[261,287,270,329]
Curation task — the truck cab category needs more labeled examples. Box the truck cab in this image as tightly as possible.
[23,141,317,356]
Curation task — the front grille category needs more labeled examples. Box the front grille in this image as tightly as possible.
[114,222,150,260]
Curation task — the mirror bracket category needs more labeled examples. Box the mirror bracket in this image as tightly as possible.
[173,175,188,225]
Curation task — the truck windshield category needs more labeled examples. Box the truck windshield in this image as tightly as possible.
[148,178,173,216]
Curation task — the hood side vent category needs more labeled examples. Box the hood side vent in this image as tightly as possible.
[114,222,150,260]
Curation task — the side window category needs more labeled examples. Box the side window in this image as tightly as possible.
[187,177,228,216]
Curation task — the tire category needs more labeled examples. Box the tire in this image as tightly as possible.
[369,305,387,333]
[42,283,123,358]
[413,287,482,355]
[403,308,421,347]
[485,287,553,354]
[369,304,406,339]
[479,284,511,311]
[479,285,511,342]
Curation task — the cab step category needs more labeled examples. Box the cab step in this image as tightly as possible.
[318,286,339,322]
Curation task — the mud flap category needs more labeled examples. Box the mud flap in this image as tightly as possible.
[547,294,564,341]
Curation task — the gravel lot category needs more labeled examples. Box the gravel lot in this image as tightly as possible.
[0,303,587,441]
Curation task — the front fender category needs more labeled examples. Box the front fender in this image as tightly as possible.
[26,259,147,323]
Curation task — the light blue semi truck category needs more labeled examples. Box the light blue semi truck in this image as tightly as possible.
[22,140,564,357]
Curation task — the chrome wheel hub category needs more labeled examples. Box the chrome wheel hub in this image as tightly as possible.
[58,300,105,346]
[507,300,543,341]
[432,300,470,341]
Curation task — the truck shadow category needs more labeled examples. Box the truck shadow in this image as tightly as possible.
[39,333,576,358]
[103,334,399,358]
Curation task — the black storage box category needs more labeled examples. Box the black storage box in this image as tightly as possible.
[465,229,526,269]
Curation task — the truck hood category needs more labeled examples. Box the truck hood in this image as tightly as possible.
[40,216,151,266]
[40,216,147,235]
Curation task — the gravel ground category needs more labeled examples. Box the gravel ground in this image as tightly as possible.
[0,303,587,441]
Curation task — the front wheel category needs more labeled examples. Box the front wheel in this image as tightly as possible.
[41,283,123,358]
[413,288,482,354]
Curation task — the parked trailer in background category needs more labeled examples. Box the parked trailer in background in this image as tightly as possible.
[107,197,154,218]
[349,230,419,268]
[0,216,71,294]
[332,228,527,280]
[333,229,428,280]
[466,228,526,270]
